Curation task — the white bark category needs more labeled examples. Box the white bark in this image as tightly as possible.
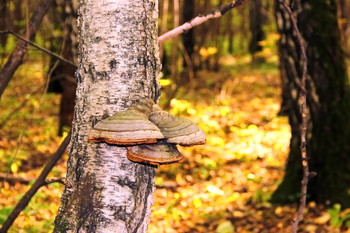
[54,0,160,232]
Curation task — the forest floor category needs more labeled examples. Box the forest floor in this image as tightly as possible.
[0,56,349,232]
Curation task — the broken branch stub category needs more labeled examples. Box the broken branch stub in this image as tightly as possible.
[88,98,164,145]
[126,140,183,165]
[149,104,206,146]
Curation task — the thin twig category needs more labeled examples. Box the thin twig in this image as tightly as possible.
[0,173,32,185]
[158,0,247,44]
[0,131,71,233]
[0,0,54,98]
[0,173,64,186]
[0,31,77,68]
[278,1,309,233]
[44,177,65,185]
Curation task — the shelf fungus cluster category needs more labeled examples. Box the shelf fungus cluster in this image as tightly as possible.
[88,98,206,165]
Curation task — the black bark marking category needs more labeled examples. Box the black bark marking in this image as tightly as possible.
[102,110,110,119]
[132,166,155,233]
[137,56,147,66]
[96,71,109,80]
[87,64,96,82]
[109,59,118,70]
[95,36,102,43]
[112,206,127,222]
[76,174,104,232]
[76,72,83,84]
[116,176,137,190]
[91,117,99,127]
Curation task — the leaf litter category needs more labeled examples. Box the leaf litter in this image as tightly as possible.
[0,60,349,232]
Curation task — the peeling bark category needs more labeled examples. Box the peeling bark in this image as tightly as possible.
[54,0,160,232]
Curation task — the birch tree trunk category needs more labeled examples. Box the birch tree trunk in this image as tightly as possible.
[54,0,160,232]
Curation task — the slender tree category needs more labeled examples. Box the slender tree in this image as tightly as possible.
[272,0,350,207]
[182,0,195,60]
[0,0,8,49]
[48,0,78,135]
[53,0,161,232]
[248,0,266,61]
[0,0,53,97]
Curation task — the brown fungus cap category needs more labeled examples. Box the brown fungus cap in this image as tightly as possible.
[126,140,183,165]
[88,98,164,145]
[149,104,206,146]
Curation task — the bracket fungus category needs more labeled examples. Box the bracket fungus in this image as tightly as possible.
[126,140,183,165]
[88,98,206,165]
[149,104,206,146]
[88,98,164,145]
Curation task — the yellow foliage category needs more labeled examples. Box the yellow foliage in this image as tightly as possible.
[159,79,172,87]
[199,47,218,58]
[206,185,224,196]
[3,55,345,233]
[10,162,19,173]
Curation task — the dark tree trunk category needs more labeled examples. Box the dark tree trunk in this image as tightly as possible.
[182,0,195,59]
[248,0,266,62]
[227,10,235,54]
[272,0,350,207]
[48,0,78,135]
[0,0,53,98]
[0,0,8,49]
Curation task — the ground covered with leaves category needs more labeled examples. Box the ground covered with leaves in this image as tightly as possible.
[0,57,349,232]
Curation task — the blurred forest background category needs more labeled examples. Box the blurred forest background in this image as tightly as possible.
[0,0,350,232]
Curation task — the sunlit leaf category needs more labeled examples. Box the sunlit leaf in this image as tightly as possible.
[216,220,234,233]
[10,162,19,173]
[206,185,224,195]
[207,47,218,55]
[187,108,197,115]
[199,48,209,58]
[159,79,172,86]
[193,197,202,208]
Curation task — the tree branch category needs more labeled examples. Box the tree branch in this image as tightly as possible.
[0,131,71,233]
[0,31,77,68]
[0,0,54,98]
[0,173,64,186]
[0,173,32,185]
[278,1,310,233]
[158,0,247,44]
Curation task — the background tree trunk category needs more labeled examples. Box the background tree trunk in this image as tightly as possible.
[48,0,78,136]
[0,0,53,97]
[0,0,8,49]
[248,0,266,62]
[272,0,350,207]
[182,0,195,61]
[53,0,161,232]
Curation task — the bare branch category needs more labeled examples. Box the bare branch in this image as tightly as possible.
[0,131,71,233]
[0,0,54,98]
[278,1,310,233]
[158,0,247,44]
[0,173,32,185]
[0,173,65,186]
[0,31,77,68]
[44,177,65,185]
